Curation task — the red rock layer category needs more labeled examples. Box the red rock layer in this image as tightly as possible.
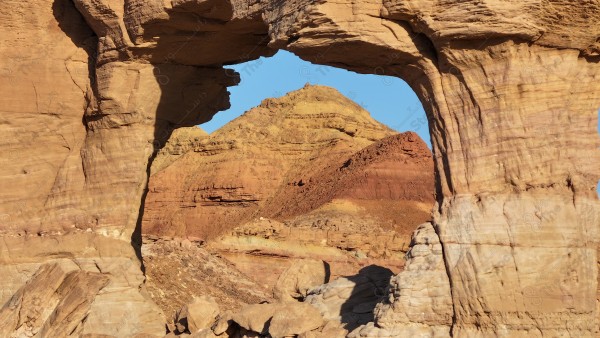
[267,131,434,229]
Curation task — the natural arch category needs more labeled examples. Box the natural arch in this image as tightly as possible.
[0,0,598,336]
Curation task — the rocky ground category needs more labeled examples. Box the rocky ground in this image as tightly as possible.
[143,225,444,337]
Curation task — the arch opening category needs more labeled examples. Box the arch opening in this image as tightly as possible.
[140,50,436,324]
[201,51,431,148]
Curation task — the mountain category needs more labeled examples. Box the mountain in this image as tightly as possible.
[142,84,434,240]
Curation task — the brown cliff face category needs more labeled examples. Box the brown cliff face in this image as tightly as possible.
[1,0,599,336]
[142,84,433,240]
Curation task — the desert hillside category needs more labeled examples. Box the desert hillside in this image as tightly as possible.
[143,84,433,241]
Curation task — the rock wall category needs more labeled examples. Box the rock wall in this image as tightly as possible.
[266,2,600,336]
[0,0,598,336]
[0,0,165,335]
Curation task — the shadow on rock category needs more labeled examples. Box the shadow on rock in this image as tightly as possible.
[305,265,394,332]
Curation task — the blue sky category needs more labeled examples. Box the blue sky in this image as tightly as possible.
[201,50,430,147]
[200,50,600,197]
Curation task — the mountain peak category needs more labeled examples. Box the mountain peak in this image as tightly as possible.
[213,85,394,143]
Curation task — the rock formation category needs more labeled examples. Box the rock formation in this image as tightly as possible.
[351,222,453,337]
[142,237,271,323]
[306,265,395,333]
[1,0,598,336]
[173,295,220,334]
[0,263,109,337]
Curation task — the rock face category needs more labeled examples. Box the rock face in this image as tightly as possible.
[1,0,599,336]
[306,265,394,332]
[143,84,433,241]
[142,237,271,322]
[350,223,453,337]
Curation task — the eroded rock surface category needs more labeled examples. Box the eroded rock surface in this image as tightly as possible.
[350,222,453,337]
[1,0,598,336]
[0,263,108,337]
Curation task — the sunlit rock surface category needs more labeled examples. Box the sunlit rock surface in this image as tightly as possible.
[0,0,598,335]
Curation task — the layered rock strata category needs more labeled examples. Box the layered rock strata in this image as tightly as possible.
[1,0,598,336]
[143,85,433,241]
[151,126,209,175]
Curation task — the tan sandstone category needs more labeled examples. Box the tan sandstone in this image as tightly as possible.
[1,0,598,336]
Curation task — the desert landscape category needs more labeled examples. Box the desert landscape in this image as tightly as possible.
[0,0,599,337]
[140,85,435,335]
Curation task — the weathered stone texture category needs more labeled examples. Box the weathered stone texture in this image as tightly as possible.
[1,0,598,336]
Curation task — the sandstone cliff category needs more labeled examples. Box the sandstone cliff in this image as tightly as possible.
[1,0,598,336]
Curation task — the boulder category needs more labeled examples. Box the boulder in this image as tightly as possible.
[211,310,234,336]
[175,296,220,333]
[273,259,329,302]
[230,303,279,335]
[268,303,325,338]
[230,302,325,337]
[305,265,393,331]
[299,320,348,338]
[189,328,218,338]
